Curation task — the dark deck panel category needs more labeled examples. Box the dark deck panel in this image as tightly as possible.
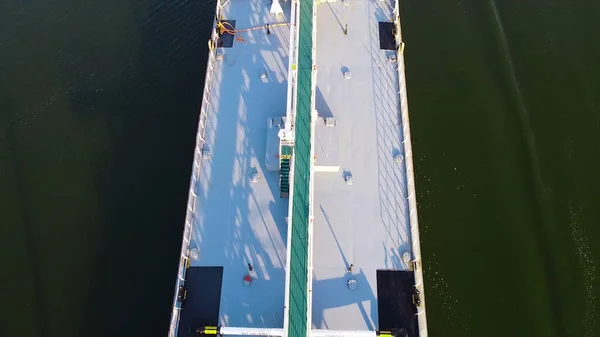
[217,20,236,48]
[378,22,396,50]
[177,267,224,337]
[376,270,418,337]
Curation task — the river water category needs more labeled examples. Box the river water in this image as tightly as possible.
[1,1,214,336]
[401,0,600,336]
[1,0,598,337]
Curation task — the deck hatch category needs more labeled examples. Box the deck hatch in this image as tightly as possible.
[177,267,224,337]
[217,20,236,48]
[376,270,418,337]
[378,22,396,50]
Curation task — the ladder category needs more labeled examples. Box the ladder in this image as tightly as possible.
[279,145,293,198]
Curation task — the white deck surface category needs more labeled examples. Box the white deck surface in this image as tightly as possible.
[311,0,412,330]
[190,0,291,328]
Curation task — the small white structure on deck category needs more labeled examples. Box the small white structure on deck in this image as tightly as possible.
[270,0,284,16]
[266,118,284,171]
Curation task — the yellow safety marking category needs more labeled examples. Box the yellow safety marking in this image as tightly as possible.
[204,327,218,335]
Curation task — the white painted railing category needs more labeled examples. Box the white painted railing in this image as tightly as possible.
[393,1,428,336]
[306,0,319,335]
[285,0,299,134]
[167,1,224,336]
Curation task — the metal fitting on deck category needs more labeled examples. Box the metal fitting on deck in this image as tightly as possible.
[197,326,219,335]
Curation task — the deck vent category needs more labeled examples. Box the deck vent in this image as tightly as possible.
[343,70,352,79]
[325,117,336,127]
[216,51,224,60]
[190,247,199,260]
[344,172,354,185]
[348,279,357,290]
[202,148,212,160]
[250,172,260,183]
[394,153,403,163]
[402,251,412,266]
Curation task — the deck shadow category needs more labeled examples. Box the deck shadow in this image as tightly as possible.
[315,86,335,119]
[190,0,291,328]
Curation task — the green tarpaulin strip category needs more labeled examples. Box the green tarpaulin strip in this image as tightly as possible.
[287,0,314,336]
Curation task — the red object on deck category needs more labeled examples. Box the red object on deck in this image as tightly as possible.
[243,275,253,285]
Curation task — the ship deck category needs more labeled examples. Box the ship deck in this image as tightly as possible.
[185,0,291,331]
[177,0,421,336]
[311,0,414,332]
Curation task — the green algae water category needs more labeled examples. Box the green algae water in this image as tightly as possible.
[400,0,600,336]
[1,0,599,336]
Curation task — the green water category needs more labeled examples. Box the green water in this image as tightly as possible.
[401,0,600,336]
[1,0,599,336]
[0,1,214,336]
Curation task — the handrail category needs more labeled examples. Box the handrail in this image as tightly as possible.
[393,1,428,336]
[282,0,300,335]
[167,0,223,336]
[306,0,319,332]
[284,0,299,134]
